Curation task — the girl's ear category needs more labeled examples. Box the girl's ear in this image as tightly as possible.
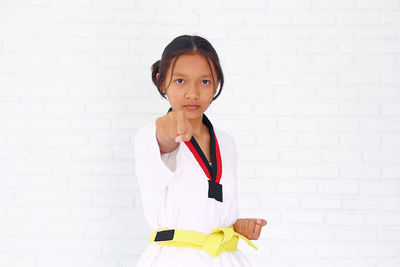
[156,73,165,93]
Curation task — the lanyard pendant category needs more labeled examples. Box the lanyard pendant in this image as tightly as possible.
[208,180,223,202]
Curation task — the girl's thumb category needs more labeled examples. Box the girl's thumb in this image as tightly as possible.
[175,136,183,142]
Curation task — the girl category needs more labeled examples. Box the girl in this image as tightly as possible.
[134,35,267,267]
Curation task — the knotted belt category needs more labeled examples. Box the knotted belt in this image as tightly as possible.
[149,225,258,258]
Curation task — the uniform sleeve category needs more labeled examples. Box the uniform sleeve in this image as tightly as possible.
[134,120,176,228]
[134,120,175,187]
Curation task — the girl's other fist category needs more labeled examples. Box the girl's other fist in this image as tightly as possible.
[233,218,267,240]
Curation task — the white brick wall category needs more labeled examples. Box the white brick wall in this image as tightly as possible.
[0,0,399,266]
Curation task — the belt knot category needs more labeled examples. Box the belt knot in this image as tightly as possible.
[203,226,256,257]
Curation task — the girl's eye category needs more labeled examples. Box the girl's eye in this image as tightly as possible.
[202,80,210,85]
[175,79,184,84]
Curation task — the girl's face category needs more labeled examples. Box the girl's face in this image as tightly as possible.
[158,53,218,120]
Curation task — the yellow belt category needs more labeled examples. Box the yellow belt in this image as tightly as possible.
[149,225,258,258]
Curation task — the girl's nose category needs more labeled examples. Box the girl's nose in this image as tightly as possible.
[184,84,199,99]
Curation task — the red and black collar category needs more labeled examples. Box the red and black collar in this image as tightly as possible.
[167,107,223,202]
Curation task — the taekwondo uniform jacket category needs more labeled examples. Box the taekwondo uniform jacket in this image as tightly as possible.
[134,110,252,267]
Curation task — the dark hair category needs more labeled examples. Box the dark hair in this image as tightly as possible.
[151,35,224,102]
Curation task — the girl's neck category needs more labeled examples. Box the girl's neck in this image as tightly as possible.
[189,117,208,139]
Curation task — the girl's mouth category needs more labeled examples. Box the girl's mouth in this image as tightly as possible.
[184,105,199,110]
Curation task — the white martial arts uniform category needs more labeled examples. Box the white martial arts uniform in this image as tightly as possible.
[134,110,252,267]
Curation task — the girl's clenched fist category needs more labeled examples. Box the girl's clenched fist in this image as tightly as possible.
[234,218,267,240]
[155,110,194,154]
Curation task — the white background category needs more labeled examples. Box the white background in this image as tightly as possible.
[0,0,400,266]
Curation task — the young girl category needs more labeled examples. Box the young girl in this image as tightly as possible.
[134,35,267,267]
